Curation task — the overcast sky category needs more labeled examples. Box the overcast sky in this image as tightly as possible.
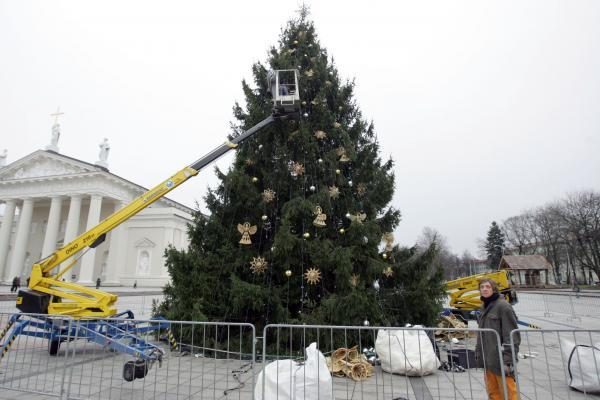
[1,0,599,256]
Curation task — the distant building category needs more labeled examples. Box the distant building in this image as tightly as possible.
[0,130,193,287]
[499,255,554,287]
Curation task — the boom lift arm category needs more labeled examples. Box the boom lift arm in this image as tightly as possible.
[17,70,300,318]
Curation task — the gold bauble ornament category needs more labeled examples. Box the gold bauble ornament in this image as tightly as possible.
[333,122,341,128]
[285,270,292,277]
[303,232,310,239]
[382,253,388,259]
[339,228,345,234]
[335,169,341,175]
[251,177,259,183]
[261,215,268,221]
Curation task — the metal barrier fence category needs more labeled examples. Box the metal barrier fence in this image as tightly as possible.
[0,312,255,400]
[1,311,599,400]
[515,292,600,323]
[259,324,507,400]
[511,329,600,400]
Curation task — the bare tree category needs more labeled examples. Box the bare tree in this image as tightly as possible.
[502,212,538,255]
[556,191,600,283]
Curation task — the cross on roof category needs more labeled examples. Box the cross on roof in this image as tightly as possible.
[50,107,64,124]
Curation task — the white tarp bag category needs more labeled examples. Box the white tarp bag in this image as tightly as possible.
[375,328,440,376]
[560,339,600,393]
[254,342,332,400]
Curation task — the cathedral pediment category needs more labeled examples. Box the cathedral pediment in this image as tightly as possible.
[0,150,98,181]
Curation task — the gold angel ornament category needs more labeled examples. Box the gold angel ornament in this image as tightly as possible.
[237,222,257,245]
[382,232,394,252]
[349,212,367,224]
[313,206,327,228]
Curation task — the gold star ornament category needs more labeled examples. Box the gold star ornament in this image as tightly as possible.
[262,189,276,203]
[304,268,322,285]
[314,130,327,140]
[328,185,340,199]
[250,257,268,274]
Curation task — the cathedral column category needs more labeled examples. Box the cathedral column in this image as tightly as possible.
[78,194,103,284]
[41,196,63,259]
[104,201,126,285]
[0,199,17,281]
[62,195,83,281]
[7,198,34,280]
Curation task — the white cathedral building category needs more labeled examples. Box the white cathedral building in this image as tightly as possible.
[0,121,193,287]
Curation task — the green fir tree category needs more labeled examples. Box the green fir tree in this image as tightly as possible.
[485,221,505,268]
[158,10,445,330]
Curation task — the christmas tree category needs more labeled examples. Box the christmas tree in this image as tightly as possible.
[158,10,445,330]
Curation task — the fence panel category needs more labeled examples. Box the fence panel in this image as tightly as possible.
[0,312,74,399]
[511,328,600,400]
[62,318,256,400]
[260,324,506,400]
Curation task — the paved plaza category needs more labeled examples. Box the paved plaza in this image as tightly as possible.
[0,288,599,399]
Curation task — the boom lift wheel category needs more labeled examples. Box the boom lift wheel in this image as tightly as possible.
[48,339,60,356]
[123,360,149,382]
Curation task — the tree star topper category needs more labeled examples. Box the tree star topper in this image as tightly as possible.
[250,257,268,274]
[304,268,322,285]
[237,222,257,245]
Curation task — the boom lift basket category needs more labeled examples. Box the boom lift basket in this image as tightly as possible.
[268,69,300,114]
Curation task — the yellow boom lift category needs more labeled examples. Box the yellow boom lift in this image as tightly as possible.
[15,69,301,318]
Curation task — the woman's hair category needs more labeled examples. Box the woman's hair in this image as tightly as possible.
[478,278,500,293]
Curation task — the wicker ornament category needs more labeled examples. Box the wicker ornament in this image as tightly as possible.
[326,346,374,381]
[289,161,305,177]
[237,222,257,245]
[382,232,394,252]
[245,159,255,166]
[262,189,276,203]
[304,268,322,285]
[328,185,340,199]
[350,274,360,288]
[349,212,367,224]
[250,257,268,274]
[383,266,394,278]
[313,206,327,228]
[314,130,327,140]
[356,183,367,197]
